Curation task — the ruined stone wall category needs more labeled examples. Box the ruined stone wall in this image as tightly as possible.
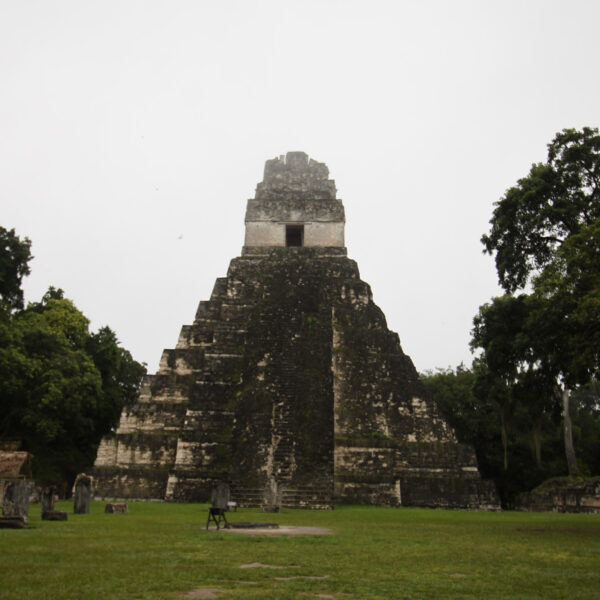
[515,477,600,513]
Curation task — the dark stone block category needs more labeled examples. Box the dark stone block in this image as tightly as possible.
[0,516,25,529]
[42,510,68,521]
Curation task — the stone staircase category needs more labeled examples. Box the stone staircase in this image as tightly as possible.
[270,399,295,481]
[281,485,333,509]
[164,276,252,501]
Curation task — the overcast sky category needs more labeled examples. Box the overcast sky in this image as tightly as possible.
[2,0,599,374]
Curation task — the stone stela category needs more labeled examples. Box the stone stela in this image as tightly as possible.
[93,152,499,510]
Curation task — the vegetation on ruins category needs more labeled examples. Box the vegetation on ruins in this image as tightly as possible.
[2,501,599,599]
[0,226,146,488]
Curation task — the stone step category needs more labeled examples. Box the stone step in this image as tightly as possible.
[230,486,333,509]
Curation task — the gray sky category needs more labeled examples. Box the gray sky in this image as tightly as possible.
[2,1,599,373]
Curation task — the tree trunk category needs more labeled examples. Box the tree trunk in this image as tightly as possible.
[562,387,578,476]
[530,417,542,468]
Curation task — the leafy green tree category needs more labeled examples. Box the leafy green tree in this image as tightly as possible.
[1,293,103,482]
[471,295,558,470]
[0,228,147,485]
[421,363,502,476]
[86,326,147,436]
[482,127,600,292]
[422,363,598,506]
[1,291,147,484]
[0,227,32,311]
[478,127,600,476]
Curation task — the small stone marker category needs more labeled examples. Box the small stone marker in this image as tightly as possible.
[206,483,230,529]
[211,483,230,510]
[2,480,30,522]
[41,486,55,513]
[41,485,68,521]
[105,502,128,513]
[73,473,93,514]
[262,479,281,513]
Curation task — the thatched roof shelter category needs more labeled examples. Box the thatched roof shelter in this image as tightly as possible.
[0,452,32,479]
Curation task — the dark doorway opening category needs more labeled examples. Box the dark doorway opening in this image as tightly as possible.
[286,225,304,247]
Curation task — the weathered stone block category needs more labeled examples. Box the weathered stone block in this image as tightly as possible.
[73,474,93,514]
[2,480,30,521]
[0,516,25,528]
[42,510,68,521]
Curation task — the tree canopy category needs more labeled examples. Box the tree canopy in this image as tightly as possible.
[474,127,600,477]
[0,226,32,311]
[0,228,146,486]
[482,127,600,293]
[422,364,600,507]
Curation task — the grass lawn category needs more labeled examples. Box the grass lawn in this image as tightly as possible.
[2,501,599,599]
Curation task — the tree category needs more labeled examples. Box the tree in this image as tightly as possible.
[0,229,147,485]
[471,295,560,470]
[0,227,32,311]
[86,326,147,435]
[421,363,502,475]
[482,127,600,292]
[422,363,599,507]
[1,291,147,484]
[477,127,600,476]
[1,293,104,482]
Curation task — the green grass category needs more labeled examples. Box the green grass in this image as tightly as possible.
[2,501,599,599]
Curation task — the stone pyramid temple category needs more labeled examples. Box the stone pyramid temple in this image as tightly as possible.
[94,152,499,509]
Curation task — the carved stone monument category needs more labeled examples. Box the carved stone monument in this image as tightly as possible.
[210,483,230,510]
[262,479,282,513]
[73,473,93,514]
[41,486,68,521]
[0,449,32,525]
[2,481,30,522]
[94,152,499,510]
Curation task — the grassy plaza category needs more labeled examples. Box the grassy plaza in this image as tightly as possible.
[2,501,599,599]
